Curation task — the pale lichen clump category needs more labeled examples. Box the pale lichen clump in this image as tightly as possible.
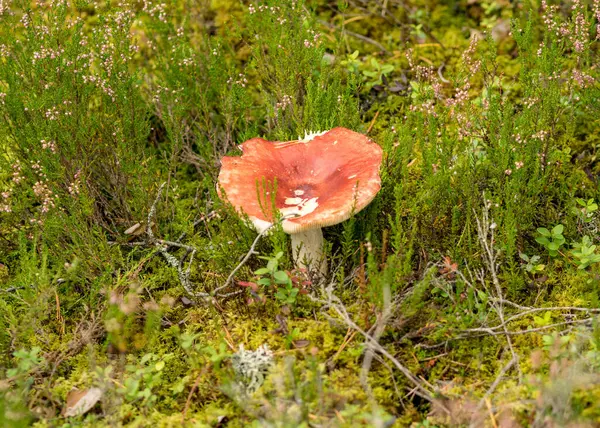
[231,344,274,393]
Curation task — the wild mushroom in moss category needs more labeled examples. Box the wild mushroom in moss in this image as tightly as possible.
[218,127,383,276]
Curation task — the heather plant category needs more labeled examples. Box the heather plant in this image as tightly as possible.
[0,0,155,283]
[244,0,361,139]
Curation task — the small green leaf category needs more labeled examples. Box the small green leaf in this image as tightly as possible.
[273,271,289,284]
[155,361,165,371]
[537,227,551,237]
[254,268,270,275]
[548,242,560,251]
[552,224,564,235]
[535,236,550,246]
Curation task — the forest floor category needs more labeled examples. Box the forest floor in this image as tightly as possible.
[1,0,600,426]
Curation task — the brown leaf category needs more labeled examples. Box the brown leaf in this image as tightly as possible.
[293,339,310,348]
[124,222,144,235]
[63,387,103,417]
[271,314,288,335]
[439,256,458,278]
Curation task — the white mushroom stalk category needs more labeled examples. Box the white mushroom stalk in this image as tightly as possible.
[291,228,327,275]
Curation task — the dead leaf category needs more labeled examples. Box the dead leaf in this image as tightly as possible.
[271,314,288,335]
[63,387,103,417]
[439,256,458,279]
[293,339,310,348]
[124,222,143,235]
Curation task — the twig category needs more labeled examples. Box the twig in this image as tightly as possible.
[437,62,450,83]
[479,356,515,408]
[156,239,197,252]
[139,185,302,303]
[182,371,204,421]
[147,183,206,302]
[310,284,439,404]
[462,306,600,334]
[330,329,357,363]
[146,182,166,241]
[462,318,594,337]
[1,286,24,293]
[211,214,298,297]
[318,19,391,54]
[484,396,498,428]
[366,111,380,134]
[360,281,392,400]
[473,200,522,383]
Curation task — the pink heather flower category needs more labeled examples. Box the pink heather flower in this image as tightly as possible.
[68,170,82,196]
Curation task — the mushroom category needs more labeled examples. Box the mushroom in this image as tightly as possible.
[218,127,383,275]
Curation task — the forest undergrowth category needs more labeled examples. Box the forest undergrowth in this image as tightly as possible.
[1,0,600,426]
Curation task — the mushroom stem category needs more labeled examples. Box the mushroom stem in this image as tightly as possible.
[291,229,327,276]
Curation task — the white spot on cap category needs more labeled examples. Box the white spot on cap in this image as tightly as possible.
[285,197,303,205]
[348,174,357,179]
[280,197,319,218]
[294,189,305,196]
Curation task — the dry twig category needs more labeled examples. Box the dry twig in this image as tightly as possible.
[310,282,441,405]
[141,184,299,303]
[473,199,523,383]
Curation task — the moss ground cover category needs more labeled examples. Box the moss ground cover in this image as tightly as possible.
[1,0,600,426]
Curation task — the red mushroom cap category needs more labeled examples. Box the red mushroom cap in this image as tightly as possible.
[218,127,383,234]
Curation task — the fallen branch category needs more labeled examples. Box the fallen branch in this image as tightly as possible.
[310,282,441,405]
[146,183,206,302]
[473,200,522,383]
[211,214,299,297]
[318,19,392,54]
[139,185,299,303]
[360,281,392,400]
